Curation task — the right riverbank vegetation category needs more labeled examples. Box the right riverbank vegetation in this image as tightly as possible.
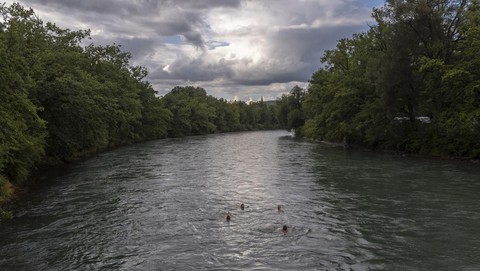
[1,1,479,220]
[280,0,480,159]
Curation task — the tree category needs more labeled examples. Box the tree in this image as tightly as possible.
[0,3,46,181]
[275,85,305,134]
[302,0,479,157]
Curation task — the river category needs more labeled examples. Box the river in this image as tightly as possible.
[1,130,479,270]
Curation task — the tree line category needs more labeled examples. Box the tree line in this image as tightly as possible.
[278,0,480,159]
[0,3,282,219]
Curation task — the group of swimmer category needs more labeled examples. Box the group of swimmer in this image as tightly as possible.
[225,203,289,234]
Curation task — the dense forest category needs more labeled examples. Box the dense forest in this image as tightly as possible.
[278,0,480,158]
[0,3,281,220]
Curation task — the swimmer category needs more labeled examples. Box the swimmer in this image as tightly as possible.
[277,205,284,212]
[240,203,244,210]
[225,212,231,222]
[278,225,288,234]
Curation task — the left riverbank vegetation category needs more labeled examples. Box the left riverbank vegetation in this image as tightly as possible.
[0,3,282,221]
[278,0,480,159]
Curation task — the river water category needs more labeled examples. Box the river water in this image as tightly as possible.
[1,130,479,270]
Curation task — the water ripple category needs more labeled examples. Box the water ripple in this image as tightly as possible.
[1,131,480,270]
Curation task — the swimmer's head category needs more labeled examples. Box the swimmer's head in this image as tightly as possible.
[282,225,288,232]
[240,203,245,210]
[277,205,282,211]
[226,215,231,222]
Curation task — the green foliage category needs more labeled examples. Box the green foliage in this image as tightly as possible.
[302,0,480,158]
[0,209,12,222]
[0,175,8,200]
[275,85,306,133]
[0,176,14,222]
[138,83,172,140]
[162,86,279,137]
[0,3,46,181]
[0,3,173,184]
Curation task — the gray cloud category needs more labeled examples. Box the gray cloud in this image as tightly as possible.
[25,0,147,16]
[265,24,368,74]
[24,0,241,15]
[161,0,242,9]
[23,0,236,48]
[115,37,159,60]
[9,0,380,101]
[150,55,235,82]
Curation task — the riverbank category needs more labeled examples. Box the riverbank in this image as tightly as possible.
[312,138,480,164]
[1,175,42,223]
[0,176,14,222]
[0,142,127,223]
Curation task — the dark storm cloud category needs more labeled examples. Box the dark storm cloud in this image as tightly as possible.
[24,0,241,15]
[181,31,205,49]
[145,9,206,48]
[24,0,145,16]
[23,0,239,48]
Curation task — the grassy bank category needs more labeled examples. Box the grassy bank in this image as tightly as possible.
[0,175,14,222]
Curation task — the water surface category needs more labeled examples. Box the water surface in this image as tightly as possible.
[1,131,479,270]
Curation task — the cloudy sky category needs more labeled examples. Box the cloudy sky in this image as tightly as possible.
[7,0,384,101]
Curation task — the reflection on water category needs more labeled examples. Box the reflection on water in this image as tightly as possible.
[1,131,479,270]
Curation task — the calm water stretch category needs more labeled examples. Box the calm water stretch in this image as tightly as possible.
[1,131,479,270]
